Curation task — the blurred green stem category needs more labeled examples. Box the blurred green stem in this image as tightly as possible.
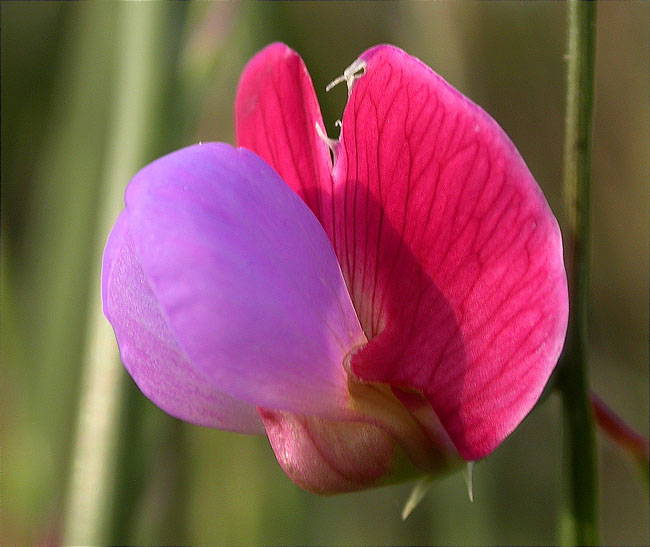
[62,4,168,544]
[558,1,598,546]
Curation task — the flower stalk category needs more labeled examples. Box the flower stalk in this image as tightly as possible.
[558,1,599,545]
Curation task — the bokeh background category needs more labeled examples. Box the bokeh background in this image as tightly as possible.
[2,2,648,545]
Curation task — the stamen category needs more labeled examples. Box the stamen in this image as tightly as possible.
[326,58,367,97]
[325,74,346,93]
[315,122,338,166]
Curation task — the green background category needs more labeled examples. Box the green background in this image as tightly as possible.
[2,2,648,545]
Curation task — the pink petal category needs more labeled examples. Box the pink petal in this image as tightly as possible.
[258,408,395,494]
[337,46,568,459]
[235,42,334,220]
[124,143,366,418]
[102,211,264,434]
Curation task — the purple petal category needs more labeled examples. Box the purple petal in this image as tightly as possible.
[102,211,264,433]
[124,143,366,417]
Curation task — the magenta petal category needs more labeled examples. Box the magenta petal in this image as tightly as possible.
[235,42,334,220]
[102,211,264,433]
[334,46,569,459]
[124,143,366,417]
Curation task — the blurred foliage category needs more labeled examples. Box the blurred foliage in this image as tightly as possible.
[1,2,648,545]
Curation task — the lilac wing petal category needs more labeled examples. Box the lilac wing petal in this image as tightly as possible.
[102,211,264,433]
[124,143,366,418]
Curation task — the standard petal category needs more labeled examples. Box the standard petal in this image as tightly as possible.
[333,46,568,459]
[124,143,366,418]
[102,211,264,434]
[235,42,334,221]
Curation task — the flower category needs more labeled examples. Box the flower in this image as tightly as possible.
[102,43,568,494]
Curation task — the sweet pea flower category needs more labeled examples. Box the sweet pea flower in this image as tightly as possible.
[102,43,568,494]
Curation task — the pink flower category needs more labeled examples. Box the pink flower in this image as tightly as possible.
[103,43,568,494]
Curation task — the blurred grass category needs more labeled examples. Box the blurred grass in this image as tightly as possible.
[1,2,648,545]
[61,3,188,544]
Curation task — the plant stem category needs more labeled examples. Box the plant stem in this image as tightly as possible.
[558,1,598,545]
[62,4,168,544]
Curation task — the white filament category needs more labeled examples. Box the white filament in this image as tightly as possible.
[315,122,338,166]
[326,58,367,97]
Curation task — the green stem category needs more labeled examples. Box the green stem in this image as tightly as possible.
[558,1,598,546]
[62,4,169,544]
